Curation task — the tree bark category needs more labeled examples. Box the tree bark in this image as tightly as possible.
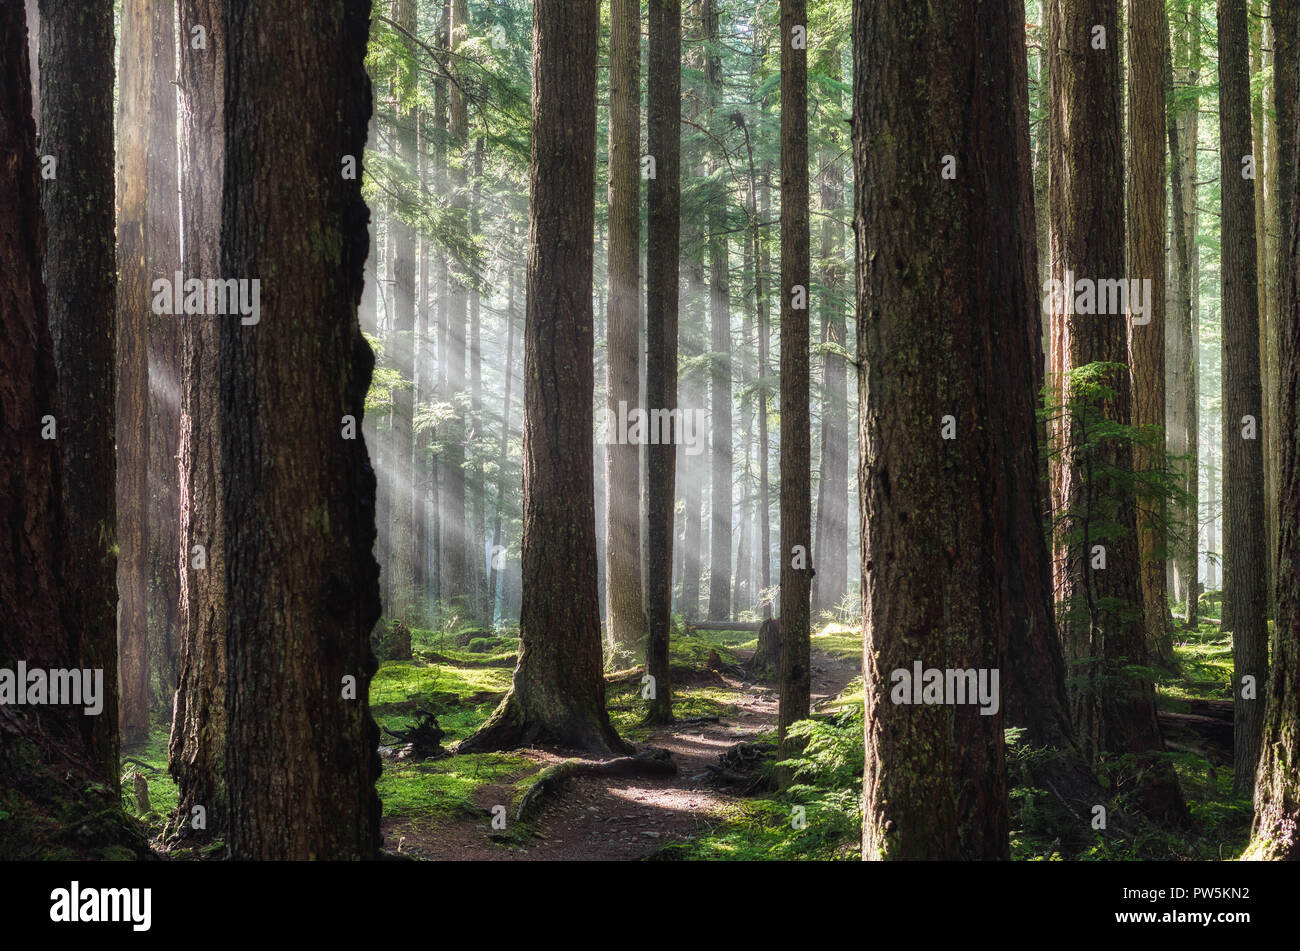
[146,0,181,711]
[644,0,682,724]
[1125,0,1173,666]
[457,0,629,755]
[115,0,153,749]
[169,0,226,846]
[1048,0,1187,824]
[812,41,848,620]
[1250,0,1300,860]
[1218,0,1270,797]
[388,0,418,624]
[1169,0,1201,626]
[605,0,646,652]
[777,0,812,768]
[857,0,1037,860]
[220,0,382,859]
[36,0,120,790]
[0,5,148,858]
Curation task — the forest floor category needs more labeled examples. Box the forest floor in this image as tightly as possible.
[120,606,1255,861]
[377,625,863,861]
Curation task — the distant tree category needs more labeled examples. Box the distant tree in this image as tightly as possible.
[777,0,812,774]
[705,0,733,624]
[605,0,646,652]
[1126,0,1173,666]
[1047,0,1186,823]
[644,0,682,724]
[115,0,152,748]
[389,0,418,624]
[0,4,147,858]
[169,0,226,846]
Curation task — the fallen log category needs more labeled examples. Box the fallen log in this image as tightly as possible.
[1158,710,1233,763]
[688,621,761,632]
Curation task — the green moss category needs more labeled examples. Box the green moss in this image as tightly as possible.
[372,660,512,707]
[377,752,535,822]
[811,623,861,661]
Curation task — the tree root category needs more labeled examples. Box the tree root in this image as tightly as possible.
[514,748,677,823]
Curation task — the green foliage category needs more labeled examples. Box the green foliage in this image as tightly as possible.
[664,704,863,861]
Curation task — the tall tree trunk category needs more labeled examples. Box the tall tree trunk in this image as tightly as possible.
[605,0,646,652]
[429,0,451,610]
[777,0,812,773]
[469,136,488,621]
[458,0,629,754]
[678,0,707,623]
[220,0,382,859]
[441,0,472,615]
[1169,0,1202,626]
[704,0,732,624]
[643,0,682,724]
[24,0,38,124]
[812,41,847,620]
[388,0,418,624]
[1250,0,1300,860]
[1126,0,1173,666]
[414,105,429,605]
[148,0,182,707]
[168,0,227,846]
[0,5,148,858]
[1219,0,1270,798]
[734,210,757,618]
[1259,6,1281,610]
[1048,0,1187,824]
[36,0,120,790]
[115,0,153,749]
[488,257,518,620]
[758,174,773,618]
[858,0,1037,860]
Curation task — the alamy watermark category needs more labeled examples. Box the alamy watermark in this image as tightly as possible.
[889,661,1000,716]
[1042,271,1153,324]
[151,273,261,325]
[605,400,707,457]
[0,662,104,715]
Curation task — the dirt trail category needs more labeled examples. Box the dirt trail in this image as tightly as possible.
[383,648,859,861]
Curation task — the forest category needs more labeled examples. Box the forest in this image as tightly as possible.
[0,0,1298,873]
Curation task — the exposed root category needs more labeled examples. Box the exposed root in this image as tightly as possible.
[514,748,677,823]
